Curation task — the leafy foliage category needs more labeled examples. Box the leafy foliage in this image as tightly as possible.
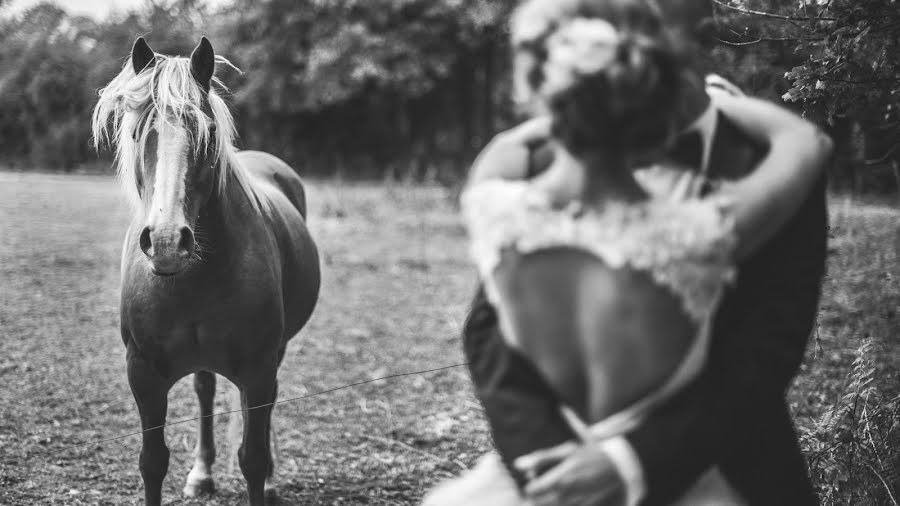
[0,0,216,170]
[1,0,899,186]
[1,0,517,176]
[714,0,900,192]
[0,4,93,168]
[799,338,900,505]
[780,1,900,126]
[216,0,515,178]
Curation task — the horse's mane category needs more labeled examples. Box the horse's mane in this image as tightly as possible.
[92,53,269,215]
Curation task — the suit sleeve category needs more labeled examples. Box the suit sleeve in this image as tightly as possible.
[626,174,828,505]
[462,284,582,484]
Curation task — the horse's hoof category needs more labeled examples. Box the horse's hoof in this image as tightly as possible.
[264,481,279,501]
[183,476,216,497]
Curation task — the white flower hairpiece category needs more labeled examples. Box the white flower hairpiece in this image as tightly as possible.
[542,18,621,96]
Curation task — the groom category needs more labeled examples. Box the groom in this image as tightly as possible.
[461,1,828,505]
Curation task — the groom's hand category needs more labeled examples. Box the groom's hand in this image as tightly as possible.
[515,441,627,506]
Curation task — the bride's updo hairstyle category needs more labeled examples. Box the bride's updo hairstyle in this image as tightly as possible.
[512,0,684,157]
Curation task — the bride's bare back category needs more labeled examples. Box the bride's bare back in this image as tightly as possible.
[494,247,696,423]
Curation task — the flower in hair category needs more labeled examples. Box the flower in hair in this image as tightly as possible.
[542,18,620,96]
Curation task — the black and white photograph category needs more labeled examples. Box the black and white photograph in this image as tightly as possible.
[0,0,898,504]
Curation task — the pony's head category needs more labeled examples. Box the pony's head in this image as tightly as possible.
[511,0,704,160]
[93,36,252,276]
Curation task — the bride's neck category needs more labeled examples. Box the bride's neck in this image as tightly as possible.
[580,152,646,205]
[539,149,646,209]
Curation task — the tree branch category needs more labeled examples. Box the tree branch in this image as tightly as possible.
[715,37,765,47]
[715,32,825,46]
[712,0,835,22]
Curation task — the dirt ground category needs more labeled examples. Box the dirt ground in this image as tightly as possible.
[0,172,897,505]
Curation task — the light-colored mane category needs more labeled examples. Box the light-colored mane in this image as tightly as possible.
[92,53,269,214]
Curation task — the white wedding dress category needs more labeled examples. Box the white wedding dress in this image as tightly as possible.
[422,166,747,505]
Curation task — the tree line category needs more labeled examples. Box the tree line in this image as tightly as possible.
[0,0,897,191]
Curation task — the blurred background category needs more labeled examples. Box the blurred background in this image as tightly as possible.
[0,0,898,193]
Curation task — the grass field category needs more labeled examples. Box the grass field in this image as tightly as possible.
[0,172,897,505]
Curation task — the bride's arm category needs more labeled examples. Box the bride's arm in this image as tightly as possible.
[467,116,553,187]
[711,93,833,261]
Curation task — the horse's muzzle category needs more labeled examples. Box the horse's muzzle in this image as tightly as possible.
[140,225,195,276]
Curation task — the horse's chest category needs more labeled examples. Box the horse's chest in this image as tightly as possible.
[123,309,280,378]
[120,280,282,373]
[123,295,277,338]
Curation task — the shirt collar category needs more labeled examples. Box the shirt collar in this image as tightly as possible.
[682,101,717,174]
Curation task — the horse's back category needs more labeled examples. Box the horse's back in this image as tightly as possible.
[237,150,308,218]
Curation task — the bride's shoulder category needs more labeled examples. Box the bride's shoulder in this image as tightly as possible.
[461,179,549,226]
[643,195,738,261]
[462,179,571,277]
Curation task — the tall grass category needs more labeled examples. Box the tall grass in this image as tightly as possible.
[795,197,900,504]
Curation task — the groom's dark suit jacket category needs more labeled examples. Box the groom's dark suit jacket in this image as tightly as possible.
[462,112,828,505]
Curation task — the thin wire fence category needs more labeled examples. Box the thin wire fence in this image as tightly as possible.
[39,362,470,457]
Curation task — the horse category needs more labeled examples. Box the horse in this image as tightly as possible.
[92,36,320,506]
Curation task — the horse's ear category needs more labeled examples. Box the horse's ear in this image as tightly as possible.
[131,37,156,75]
[190,36,215,91]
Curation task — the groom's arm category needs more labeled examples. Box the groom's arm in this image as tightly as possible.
[624,158,828,505]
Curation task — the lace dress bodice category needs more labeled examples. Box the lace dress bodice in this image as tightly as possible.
[462,178,738,327]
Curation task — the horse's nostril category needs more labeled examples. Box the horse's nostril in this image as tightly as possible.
[139,227,152,256]
[178,227,195,255]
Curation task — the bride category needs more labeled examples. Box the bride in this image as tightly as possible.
[424,0,832,505]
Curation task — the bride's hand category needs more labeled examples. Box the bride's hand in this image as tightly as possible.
[515,441,626,506]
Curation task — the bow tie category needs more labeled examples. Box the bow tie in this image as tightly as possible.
[666,130,704,170]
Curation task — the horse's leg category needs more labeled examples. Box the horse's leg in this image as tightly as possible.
[184,371,217,497]
[238,372,277,506]
[126,350,170,506]
[264,380,279,497]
